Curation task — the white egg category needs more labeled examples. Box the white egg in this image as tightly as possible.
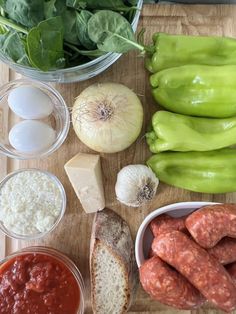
[8,86,53,119]
[9,120,56,153]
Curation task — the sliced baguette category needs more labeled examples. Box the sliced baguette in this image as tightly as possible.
[90,208,138,314]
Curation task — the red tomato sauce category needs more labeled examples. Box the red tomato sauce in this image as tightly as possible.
[0,253,80,314]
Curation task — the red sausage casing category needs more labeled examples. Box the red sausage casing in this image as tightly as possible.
[185,204,236,248]
[150,236,236,265]
[208,237,236,265]
[139,256,204,310]
[150,214,187,237]
[149,214,187,258]
[152,231,236,312]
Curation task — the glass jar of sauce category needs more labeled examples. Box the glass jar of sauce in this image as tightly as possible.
[0,246,85,314]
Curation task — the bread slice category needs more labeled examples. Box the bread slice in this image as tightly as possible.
[90,208,137,314]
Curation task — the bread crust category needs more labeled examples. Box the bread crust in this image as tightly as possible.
[90,208,138,314]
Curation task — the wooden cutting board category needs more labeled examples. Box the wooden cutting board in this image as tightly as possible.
[1,4,236,314]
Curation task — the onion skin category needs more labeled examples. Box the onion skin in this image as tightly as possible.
[72,83,143,153]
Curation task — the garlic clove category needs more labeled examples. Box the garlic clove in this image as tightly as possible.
[115,164,159,207]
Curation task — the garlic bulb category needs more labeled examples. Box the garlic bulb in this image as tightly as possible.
[115,164,159,207]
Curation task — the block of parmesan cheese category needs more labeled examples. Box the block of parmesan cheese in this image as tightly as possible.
[64,153,105,213]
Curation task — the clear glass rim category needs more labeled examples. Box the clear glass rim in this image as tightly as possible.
[0,168,67,240]
[0,78,70,160]
[0,0,143,75]
[0,246,85,314]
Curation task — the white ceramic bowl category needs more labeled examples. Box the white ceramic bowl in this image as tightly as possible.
[135,201,218,267]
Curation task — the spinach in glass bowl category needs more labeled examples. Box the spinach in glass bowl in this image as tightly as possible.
[0,0,143,73]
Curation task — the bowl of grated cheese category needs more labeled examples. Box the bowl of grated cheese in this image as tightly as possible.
[0,168,66,239]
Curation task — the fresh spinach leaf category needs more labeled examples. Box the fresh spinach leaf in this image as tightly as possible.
[17,54,31,66]
[1,0,44,28]
[66,0,86,9]
[76,10,95,50]
[65,42,105,58]
[0,24,7,34]
[124,6,138,23]
[44,1,79,45]
[44,0,67,19]
[44,0,57,19]
[0,30,30,65]
[86,0,127,10]
[62,9,80,45]
[0,15,28,34]
[27,16,65,71]
[88,10,143,53]
[15,33,31,66]
[126,0,138,5]
[67,0,131,11]
[78,49,105,58]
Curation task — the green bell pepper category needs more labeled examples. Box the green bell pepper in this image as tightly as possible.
[146,33,236,73]
[147,148,236,194]
[146,111,236,153]
[150,65,236,118]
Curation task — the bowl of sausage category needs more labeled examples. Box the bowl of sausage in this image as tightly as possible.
[135,202,236,312]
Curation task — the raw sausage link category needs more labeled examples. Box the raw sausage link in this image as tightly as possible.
[227,263,236,285]
[139,256,204,310]
[185,204,236,248]
[150,236,236,265]
[208,237,236,265]
[150,214,187,237]
[152,231,236,312]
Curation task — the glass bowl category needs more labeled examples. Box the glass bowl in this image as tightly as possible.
[0,246,85,314]
[0,0,143,83]
[0,168,66,240]
[0,79,70,159]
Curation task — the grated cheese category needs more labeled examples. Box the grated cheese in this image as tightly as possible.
[0,170,62,236]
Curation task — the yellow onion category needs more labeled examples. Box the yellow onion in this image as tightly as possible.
[72,83,143,153]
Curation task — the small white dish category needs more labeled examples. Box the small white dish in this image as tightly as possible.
[135,201,218,268]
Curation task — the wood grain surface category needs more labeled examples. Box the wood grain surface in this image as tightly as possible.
[0,4,236,314]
